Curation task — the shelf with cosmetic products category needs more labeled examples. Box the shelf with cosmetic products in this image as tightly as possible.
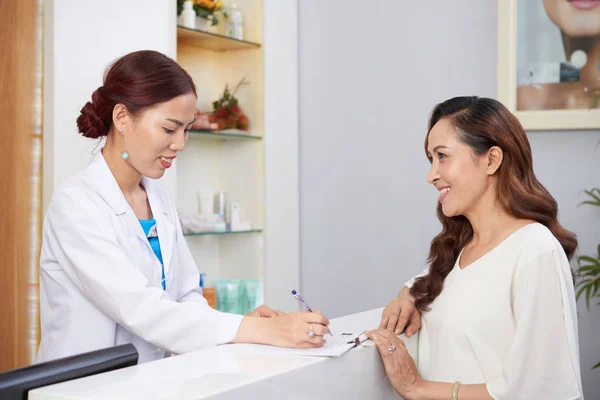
[175,0,265,306]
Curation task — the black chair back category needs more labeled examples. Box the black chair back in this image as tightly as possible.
[0,343,138,400]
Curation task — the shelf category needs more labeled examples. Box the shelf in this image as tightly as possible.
[184,229,263,237]
[189,129,262,141]
[177,26,261,51]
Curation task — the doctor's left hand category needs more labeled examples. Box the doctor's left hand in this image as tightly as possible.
[246,305,284,318]
[365,328,423,399]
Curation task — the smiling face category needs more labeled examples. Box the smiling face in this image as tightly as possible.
[425,118,497,218]
[543,0,600,37]
[118,93,196,179]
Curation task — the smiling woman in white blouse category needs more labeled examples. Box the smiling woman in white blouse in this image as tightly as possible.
[368,96,583,400]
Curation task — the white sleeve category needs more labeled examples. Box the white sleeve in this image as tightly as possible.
[404,267,430,289]
[486,249,583,400]
[46,190,243,355]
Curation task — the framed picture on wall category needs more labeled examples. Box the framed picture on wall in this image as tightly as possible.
[497,0,600,130]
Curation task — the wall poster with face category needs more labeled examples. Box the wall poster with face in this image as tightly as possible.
[498,0,600,130]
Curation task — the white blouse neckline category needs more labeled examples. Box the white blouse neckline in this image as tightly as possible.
[456,222,540,272]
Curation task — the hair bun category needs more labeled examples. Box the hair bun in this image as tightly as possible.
[76,89,108,138]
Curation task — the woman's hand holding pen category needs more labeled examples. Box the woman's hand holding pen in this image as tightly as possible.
[233,310,331,348]
[232,290,332,348]
[262,311,331,348]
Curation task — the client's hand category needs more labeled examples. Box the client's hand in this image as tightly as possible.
[263,310,331,349]
[247,305,284,318]
[366,328,423,399]
[379,288,421,337]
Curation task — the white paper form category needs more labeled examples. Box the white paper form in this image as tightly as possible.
[231,331,368,358]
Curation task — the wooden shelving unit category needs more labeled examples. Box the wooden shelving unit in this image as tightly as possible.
[175,1,265,294]
[176,26,261,51]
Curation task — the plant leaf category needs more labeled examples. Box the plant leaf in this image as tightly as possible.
[577,267,600,277]
[577,257,600,267]
[580,200,600,207]
[576,285,589,303]
[579,266,600,276]
[593,361,600,369]
[584,189,600,202]
[577,255,600,265]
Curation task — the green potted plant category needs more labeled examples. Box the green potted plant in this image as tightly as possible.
[575,188,600,369]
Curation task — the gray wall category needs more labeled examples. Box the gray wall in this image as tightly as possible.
[298,0,600,397]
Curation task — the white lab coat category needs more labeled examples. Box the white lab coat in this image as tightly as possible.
[37,152,243,364]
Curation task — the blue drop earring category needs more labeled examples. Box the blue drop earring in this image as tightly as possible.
[119,126,129,160]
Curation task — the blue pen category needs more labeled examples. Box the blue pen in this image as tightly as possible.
[291,290,334,336]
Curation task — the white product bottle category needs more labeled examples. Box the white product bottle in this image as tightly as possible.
[228,3,243,40]
[181,0,196,29]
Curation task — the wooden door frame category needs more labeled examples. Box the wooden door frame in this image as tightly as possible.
[0,0,42,371]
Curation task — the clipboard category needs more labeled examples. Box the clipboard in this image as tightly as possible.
[231,331,372,358]
[291,331,370,357]
[343,331,371,348]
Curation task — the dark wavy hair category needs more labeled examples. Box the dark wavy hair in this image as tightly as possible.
[410,96,577,312]
[77,50,197,139]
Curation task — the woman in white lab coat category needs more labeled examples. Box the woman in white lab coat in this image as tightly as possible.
[37,50,330,364]
[368,97,583,399]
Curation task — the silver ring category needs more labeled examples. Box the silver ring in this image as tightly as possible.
[388,344,396,355]
[308,325,315,338]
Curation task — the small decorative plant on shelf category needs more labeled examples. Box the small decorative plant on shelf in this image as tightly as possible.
[177,0,225,26]
[194,0,224,26]
[208,77,250,131]
[575,188,600,369]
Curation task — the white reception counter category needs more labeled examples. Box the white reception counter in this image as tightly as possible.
[29,307,418,399]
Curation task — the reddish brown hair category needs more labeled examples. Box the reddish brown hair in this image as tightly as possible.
[410,96,577,312]
[77,50,197,138]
